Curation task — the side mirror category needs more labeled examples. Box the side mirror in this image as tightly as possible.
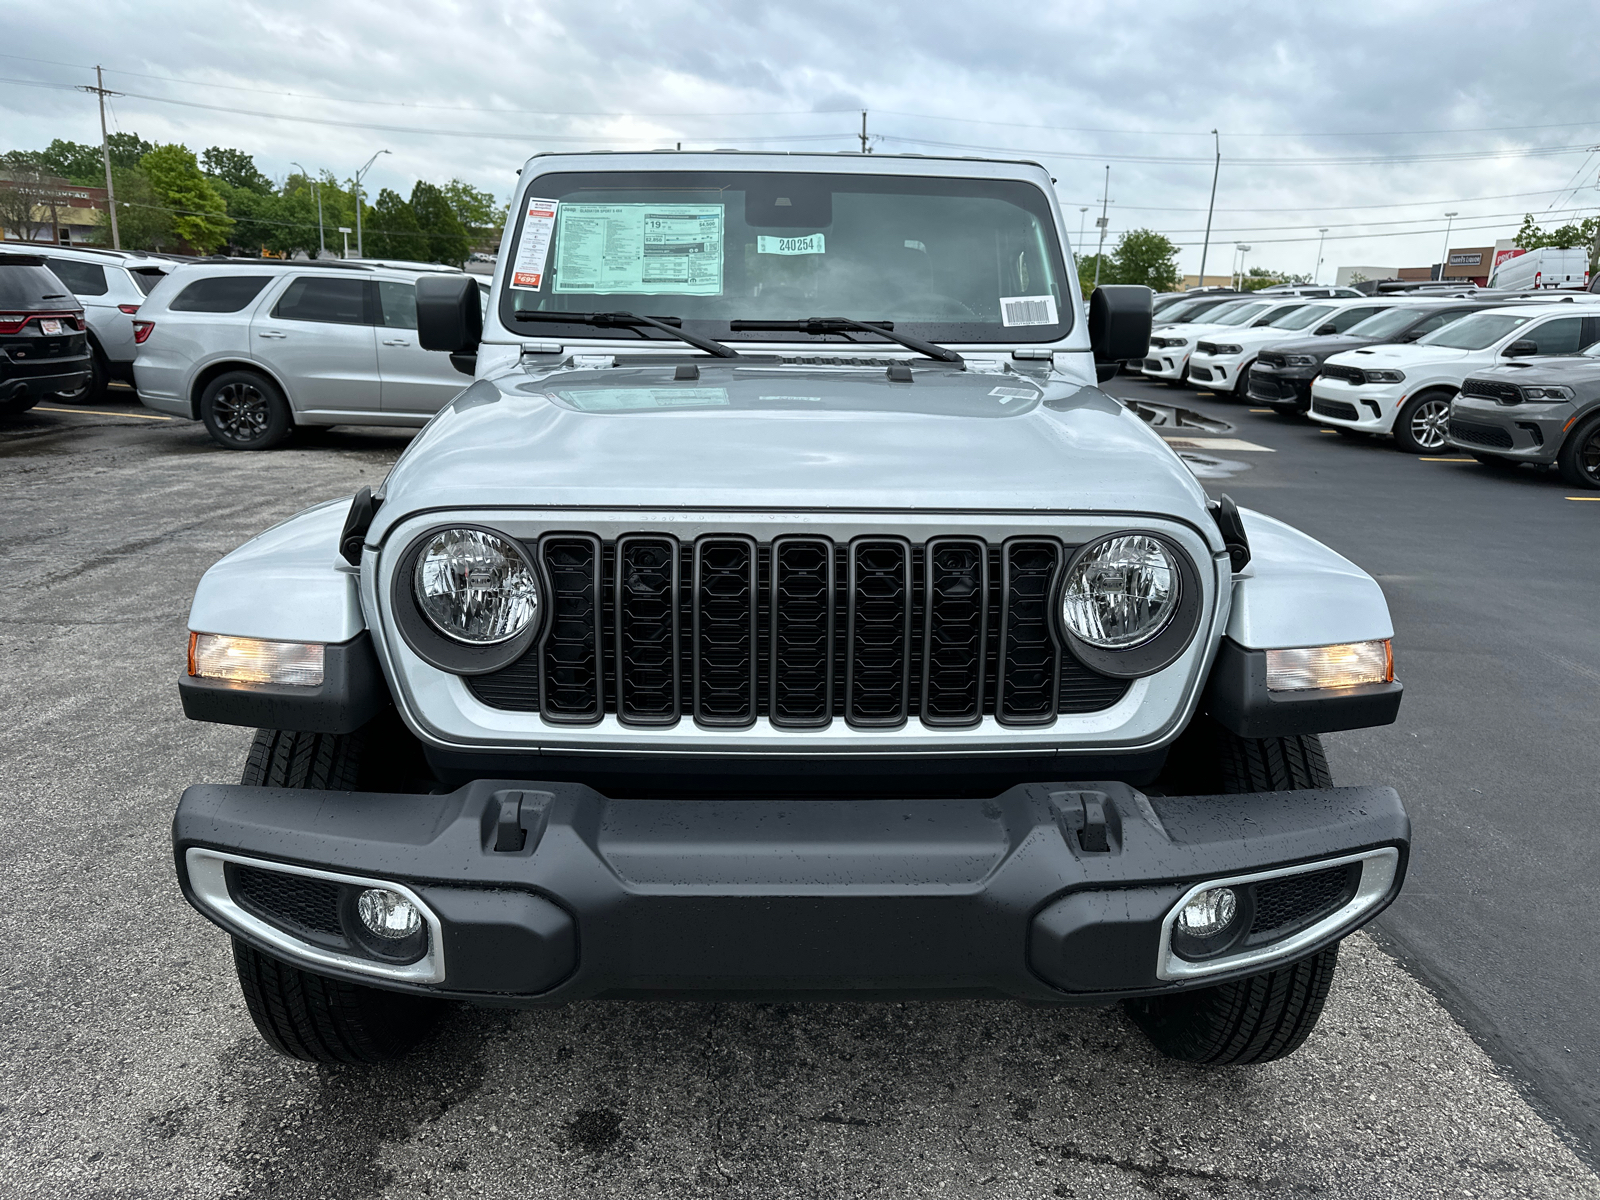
[1502,339,1539,358]
[1314,322,1338,335]
[1089,285,1153,377]
[417,273,483,376]
[1397,330,1422,342]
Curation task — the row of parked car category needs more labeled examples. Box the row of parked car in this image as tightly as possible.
[1136,285,1600,489]
[0,244,475,448]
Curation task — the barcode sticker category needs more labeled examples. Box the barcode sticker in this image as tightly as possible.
[999,294,1059,327]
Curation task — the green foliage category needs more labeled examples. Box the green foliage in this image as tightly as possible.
[95,165,175,250]
[141,144,232,253]
[410,181,471,265]
[365,188,427,261]
[1110,229,1181,292]
[38,139,107,186]
[1240,267,1311,292]
[202,146,274,195]
[1514,214,1600,274]
[439,179,501,237]
[213,181,286,254]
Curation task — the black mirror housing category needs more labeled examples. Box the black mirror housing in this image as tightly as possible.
[417,274,483,354]
[1503,339,1539,358]
[1315,323,1338,335]
[1089,285,1153,367]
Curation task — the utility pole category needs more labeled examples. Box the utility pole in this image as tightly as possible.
[859,111,870,154]
[1196,129,1220,291]
[1092,166,1111,288]
[353,149,390,258]
[1313,228,1329,284]
[76,66,122,249]
[292,162,325,257]
[1439,211,1459,281]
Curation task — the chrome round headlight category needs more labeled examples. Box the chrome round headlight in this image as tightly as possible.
[413,528,539,645]
[1061,534,1181,650]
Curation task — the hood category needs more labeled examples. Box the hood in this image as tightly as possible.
[372,359,1213,538]
[1324,343,1469,368]
[1263,334,1376,362]
[1469,355,1600,383]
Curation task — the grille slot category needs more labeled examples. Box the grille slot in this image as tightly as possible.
[1448,419,1514,449]
[538,534,604,723]
[997,539,1061,725]
[770,536,834,728]
[694,536,758,727]
[230,865,343,938]
[1459,378,1521,404]
[1318,364,1365,386]
[616,535,680,725]
[1250,865,1357,937]
[1256,351,1287,368]
[847,538,912,727]
[922,538,988,727]
[1312,398,1360,421]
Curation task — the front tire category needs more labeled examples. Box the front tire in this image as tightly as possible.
[200,369,292,450]
[1393,390,1453,454]
[1557,412,1600,489]
[1130,719,1340,1064]
[231,723,444,1064]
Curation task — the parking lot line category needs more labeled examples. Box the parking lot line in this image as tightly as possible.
[1249,408,1273,413]
[1567,496,1600,501]
[1194,391,1216,397]
[33,406,172,421]
[1421,457,1475,463]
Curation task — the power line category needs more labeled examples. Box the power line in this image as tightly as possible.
[1123,204,1595,236]
[1053,187,1585,213]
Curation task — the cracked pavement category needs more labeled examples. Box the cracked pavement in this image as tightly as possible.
[1,394,1596,1199]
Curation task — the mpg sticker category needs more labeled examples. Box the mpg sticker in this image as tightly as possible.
[509,197,559,291]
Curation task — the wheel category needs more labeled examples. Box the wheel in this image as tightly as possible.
[1129,718,1340,1064]
[231,723,444,1064]
[1557,411,1600,489]
[1393,390,1453,454]
[1226,360,1256,399]
[54,347,109,405]
[200,369,292,450]
[1470,451,1520,471]
[1165,364,1190,389]
[1123,944,1341,1066]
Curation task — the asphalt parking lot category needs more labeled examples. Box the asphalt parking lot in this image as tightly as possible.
[2,382,1599,1199]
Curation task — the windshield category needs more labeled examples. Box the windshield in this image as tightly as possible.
[1271,304,1335,330]
[1208,301,1273,327]
[498,169,1070,344]
[1418,313,1531,350]
[1344,306,1432,339]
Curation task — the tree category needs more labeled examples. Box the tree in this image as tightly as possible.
[441,178,506,246]
[38,139,107,186]
[1513,213,1600,275]
[1109,229,1181,292]
[0,151,75,242]
[95,165,174,250]
[214,181,287,255]
[202,146,274,195]
[410,180,470,265]
[1240,267,1311,292]
[141,144,232,253]
[365,188,427,261]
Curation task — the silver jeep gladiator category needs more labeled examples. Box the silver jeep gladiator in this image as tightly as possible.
[173,151,1407,1066]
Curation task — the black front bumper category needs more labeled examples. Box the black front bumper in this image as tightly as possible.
[1246,365,1315,407]
[174,779,1408,1005]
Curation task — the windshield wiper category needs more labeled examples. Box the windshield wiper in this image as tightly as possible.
[728,317,964,365]
[513,309,741,359]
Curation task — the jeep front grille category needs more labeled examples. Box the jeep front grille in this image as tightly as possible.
[466,536,1131,728]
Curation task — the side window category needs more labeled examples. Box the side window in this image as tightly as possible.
[46,258,109,297]
[1328,305,1381,333]
[376,280,417,329]
[271,276,368,325]
[1581,316,1600,351]
[1409,311,1457,336]
[1524,317,1584,355]
[169,275,272,313]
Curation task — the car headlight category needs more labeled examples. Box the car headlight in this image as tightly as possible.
[1521,384,1574,400]
[1363,369,1405,384]
[1061,534,1181,649]
[1284,354,1318,367]
[1211,343,1243,355]
[413,528,540,645]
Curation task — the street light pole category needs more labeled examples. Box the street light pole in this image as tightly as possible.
[1439,211,1459,281]
[1077,206,1089,257]
[1235,243,1252,290]
[291,162,325,258]
[1092,166,1111,289]
[353,149,391,258]
[1314,228,1329,284]
[1196,129,1220,290]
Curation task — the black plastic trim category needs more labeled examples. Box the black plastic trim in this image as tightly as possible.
[769,534,836,729]
[537,532,605,725]
[920,535,988,728]
[614,533,681,727]
[178,632,389,734]
[996,536,1063,726]
[845,536,913,729]
[1203,638,1403,738]
[692,534,759,729]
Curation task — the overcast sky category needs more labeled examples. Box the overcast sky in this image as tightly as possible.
[6,0,1600,280]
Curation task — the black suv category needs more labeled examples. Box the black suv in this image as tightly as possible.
[1248,302,1494,414]
[0,256,90,417]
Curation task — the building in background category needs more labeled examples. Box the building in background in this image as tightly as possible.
[1336,265,1399,287]
[0,171,108,245]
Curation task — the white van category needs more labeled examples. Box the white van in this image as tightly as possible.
[1488,247,1589,291]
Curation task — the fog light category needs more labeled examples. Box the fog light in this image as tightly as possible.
[1177,887,1238,939]
[188,632,324,686]
[1265,640,1392,691]
[357,888,423,940]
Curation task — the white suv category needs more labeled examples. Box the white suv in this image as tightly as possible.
[0,245,175,403]
[1143,299,1313,385]
[1311,303,1600,452]
[134,261,480,449]
[1186,298,1406,397]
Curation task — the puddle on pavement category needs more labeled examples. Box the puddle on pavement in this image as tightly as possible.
[1124,400,1234,434]
[1177,451,1251,479]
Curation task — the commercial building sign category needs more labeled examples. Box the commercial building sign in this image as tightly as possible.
[1449,252,1483,266]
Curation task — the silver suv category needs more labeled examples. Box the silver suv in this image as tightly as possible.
[134,260,478,449]
[0,245,174,403]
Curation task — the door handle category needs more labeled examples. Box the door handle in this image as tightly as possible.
[257,330,287,339]
[381,338,410,346]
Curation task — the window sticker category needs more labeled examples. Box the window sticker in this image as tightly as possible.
[553,204,724,295]
[555,387,730,411]
[756,234,825,255]
[509,197,559,290]
[999,294,1059,327]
